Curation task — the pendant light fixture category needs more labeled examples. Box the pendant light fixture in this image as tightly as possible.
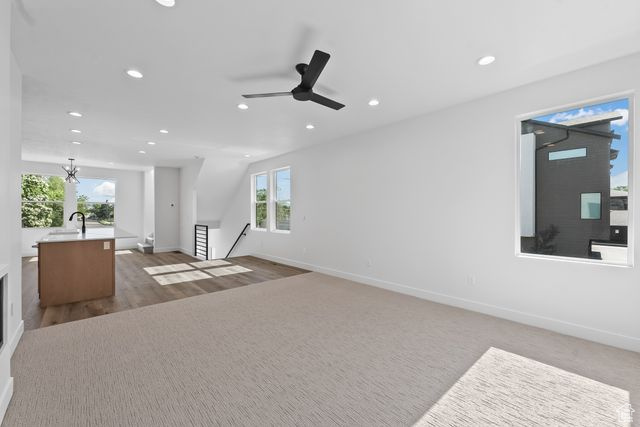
[62,158,80,183]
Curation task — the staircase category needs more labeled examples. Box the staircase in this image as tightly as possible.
[138,233,154,254]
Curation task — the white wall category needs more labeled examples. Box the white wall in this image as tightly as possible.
[143,169,155,240]
[179,160,203,255]
[21,161,144,256]
[0,1,24,419]
[217,52,640,352]
[154,167,180,252]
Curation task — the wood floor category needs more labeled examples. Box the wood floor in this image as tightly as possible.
[22,251,308,331]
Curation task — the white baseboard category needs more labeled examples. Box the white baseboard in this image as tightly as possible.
[9,321,23,356]
[152,247,180,253]
[0,377,13,423]
[253,252,640,353]
[179,248,194,257]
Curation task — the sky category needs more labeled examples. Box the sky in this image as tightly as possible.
[76,178,115,202]
[255,169,290,200]
[534,98,629,188]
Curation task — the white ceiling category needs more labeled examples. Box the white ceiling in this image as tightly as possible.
[12,0,640,170]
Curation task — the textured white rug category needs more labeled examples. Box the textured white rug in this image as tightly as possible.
[190,259,231,268]
[144,263,194,275]
[414,347,631,427]
[152,270,211,286]
[206,265,252,276]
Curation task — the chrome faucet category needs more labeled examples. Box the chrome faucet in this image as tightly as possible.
[69,211,86,234]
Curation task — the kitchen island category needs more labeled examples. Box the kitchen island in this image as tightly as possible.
[36,228,136,307]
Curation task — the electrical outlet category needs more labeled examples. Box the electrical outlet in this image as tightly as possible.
[467,275,477,285]
[366,259,373,267]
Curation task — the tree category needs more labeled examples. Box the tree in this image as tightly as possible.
[77,194,89,215]
[21,175,65,228]
[92,202,114,225]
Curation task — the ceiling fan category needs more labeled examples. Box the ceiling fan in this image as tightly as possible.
[242,50,345,110]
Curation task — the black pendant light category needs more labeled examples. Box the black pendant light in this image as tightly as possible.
[62,158,80,183]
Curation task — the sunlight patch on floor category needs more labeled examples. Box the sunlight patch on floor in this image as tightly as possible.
[413,347,631,426]
[115,250,133,255]
[205,265,252,277]
[190,259,231,268]
[152,270,211,286]
[144,263,194,275]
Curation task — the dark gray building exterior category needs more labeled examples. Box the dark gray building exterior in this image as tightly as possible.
[521,113,622,258]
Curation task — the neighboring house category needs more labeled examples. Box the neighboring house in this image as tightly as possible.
[521,112,623,258]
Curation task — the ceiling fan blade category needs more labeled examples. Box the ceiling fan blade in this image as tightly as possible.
[309,93,345,110]
[242,92,292,99]
[301,50,330,89]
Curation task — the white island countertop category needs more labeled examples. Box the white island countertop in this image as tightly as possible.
[36,228,137,243]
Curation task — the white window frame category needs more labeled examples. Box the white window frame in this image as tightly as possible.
[251,171,268,231]
[270,166,291,233]
[514,91,635,267]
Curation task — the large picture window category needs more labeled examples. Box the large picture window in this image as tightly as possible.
[272,167,291,232]
[252,173,268,230]
[21,174,65,228]
[518,97,631,265]
[76,178,116,228]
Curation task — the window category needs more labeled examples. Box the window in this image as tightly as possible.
[21,174,65,228]
[580,193,601,219]
[251,167,292,232]
[76,178,116,228]
[252,173,268,229]
[272,168,291,231]
[548,148,586,161]
[518,96,631,265]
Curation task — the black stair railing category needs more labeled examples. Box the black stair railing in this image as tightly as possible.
[194,224,209,260]
[226,223,250,259]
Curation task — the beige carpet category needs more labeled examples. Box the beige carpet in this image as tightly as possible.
[5,273,640,426]
[414,347,631,427]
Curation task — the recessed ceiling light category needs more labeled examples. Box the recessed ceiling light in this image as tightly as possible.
[477,55,496,66]
[126,69,144,79]
[70,129,82,133]
[68,111,83,117]
[159,129,169,134]
[237,103,249,110]
[244,154,251,158]
[108,162,114,165]
[306,124,315,130]
[368,98,380,107]
[138,150,146,154]
[147,141,156,145]
[71,141,82,145]
[155,0,175,6]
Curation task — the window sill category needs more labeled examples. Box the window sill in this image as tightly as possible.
[251,227,267,232]
[516,252,633,268]
[271,229,290,234]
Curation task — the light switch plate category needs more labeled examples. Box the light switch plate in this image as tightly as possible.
[104,241,111,250]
